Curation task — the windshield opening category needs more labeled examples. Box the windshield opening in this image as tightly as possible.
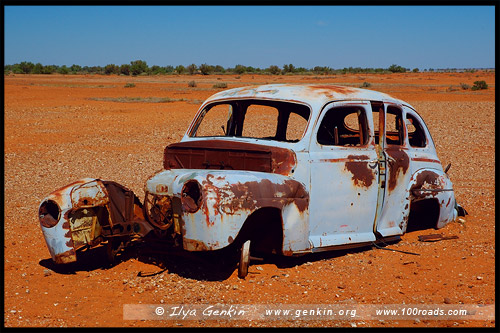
[190,99,310,143]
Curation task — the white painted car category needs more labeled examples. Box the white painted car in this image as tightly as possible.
[39,84,466,278]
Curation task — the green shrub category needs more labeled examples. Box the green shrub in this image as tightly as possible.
[213,82,228,89]
[188,80,197,87]
[199,63,214,75]
[187,64,197,75]
[130,60,148,76]
[124,83,136,88]
[175,65,186,74]
[120,64,130,75]
[471,80,488,90]
[360,82,371,88]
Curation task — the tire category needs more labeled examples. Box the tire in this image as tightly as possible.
[238,240,251,279]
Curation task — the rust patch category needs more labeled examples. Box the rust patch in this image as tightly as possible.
[418,234,459,242]
[183,238,209,251]
[410,170,441,199]
[386,148,410,191]
[164,140,296,176]
[198,175,309,221]
[344,155,374,187]
[411,157,441,164]
[307,85,357,95]
[54,249,77,264]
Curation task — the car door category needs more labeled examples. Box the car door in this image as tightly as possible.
[371,102,412,237]
[308,101,379,248]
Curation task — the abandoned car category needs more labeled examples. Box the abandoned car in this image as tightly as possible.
[38,84,466,278]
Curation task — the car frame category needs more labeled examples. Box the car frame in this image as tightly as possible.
[38,84,466,278]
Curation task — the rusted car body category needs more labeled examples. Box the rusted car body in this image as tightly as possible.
[39,84,466,276]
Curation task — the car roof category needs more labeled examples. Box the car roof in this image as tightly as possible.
[204,83,411,109]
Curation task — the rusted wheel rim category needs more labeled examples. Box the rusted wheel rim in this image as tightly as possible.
[238,240,251,279]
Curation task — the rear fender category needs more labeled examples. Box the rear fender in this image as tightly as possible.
[407,169,458,230]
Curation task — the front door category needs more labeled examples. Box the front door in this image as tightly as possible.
[308,101,379,247]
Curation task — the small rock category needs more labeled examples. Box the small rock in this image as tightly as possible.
[43,269,52,277]
[444,297,452,304]
[477,276,483,280]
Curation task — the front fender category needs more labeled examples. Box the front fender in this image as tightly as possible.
[39,178,150,264]
[145,170,310,252]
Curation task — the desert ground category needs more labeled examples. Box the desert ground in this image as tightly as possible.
[3,71,495,327]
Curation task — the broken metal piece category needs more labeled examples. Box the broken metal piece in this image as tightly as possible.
[418,233,459,242]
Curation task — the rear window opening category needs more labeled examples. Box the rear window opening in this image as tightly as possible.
[190,100,310,143]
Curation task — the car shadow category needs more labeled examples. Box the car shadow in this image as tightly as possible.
[38,237,402,280]
[38,243,137,275]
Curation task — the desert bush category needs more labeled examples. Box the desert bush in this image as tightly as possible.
[283,64,296,74]
[175,65,186,74]
[199,63,214,75]
[234,64,246,75]
[267,65,281,75]
[188,80,197,87]
[388,64,407,73]
[460,83,470,90]
[32,63,44,74]
[446,85,459,92]
[213,82,228,89]
[124,83,136,88]
[70,64,82,74]
[187,64,197,75]
[57,65,70,74]
[130,60,148,76]
[213,65,225,74]
[471,80,488,90]
[19,61,35,74]
[104,64,119,75]
[360,82,371,88]
[120,64,131,75]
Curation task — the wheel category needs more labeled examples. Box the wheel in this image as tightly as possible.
[106,238,123,264]
[238,240,251,279]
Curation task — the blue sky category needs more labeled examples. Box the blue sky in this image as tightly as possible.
[4,5,495,69]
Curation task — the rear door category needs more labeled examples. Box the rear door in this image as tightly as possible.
[372,102,411,236]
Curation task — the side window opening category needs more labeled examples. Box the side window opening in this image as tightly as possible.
[317,106,368,146]
[372,104,405,146]
[385,106,405,146]
[406,113,427,148]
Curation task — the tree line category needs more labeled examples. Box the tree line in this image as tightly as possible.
[3,60,483,76]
